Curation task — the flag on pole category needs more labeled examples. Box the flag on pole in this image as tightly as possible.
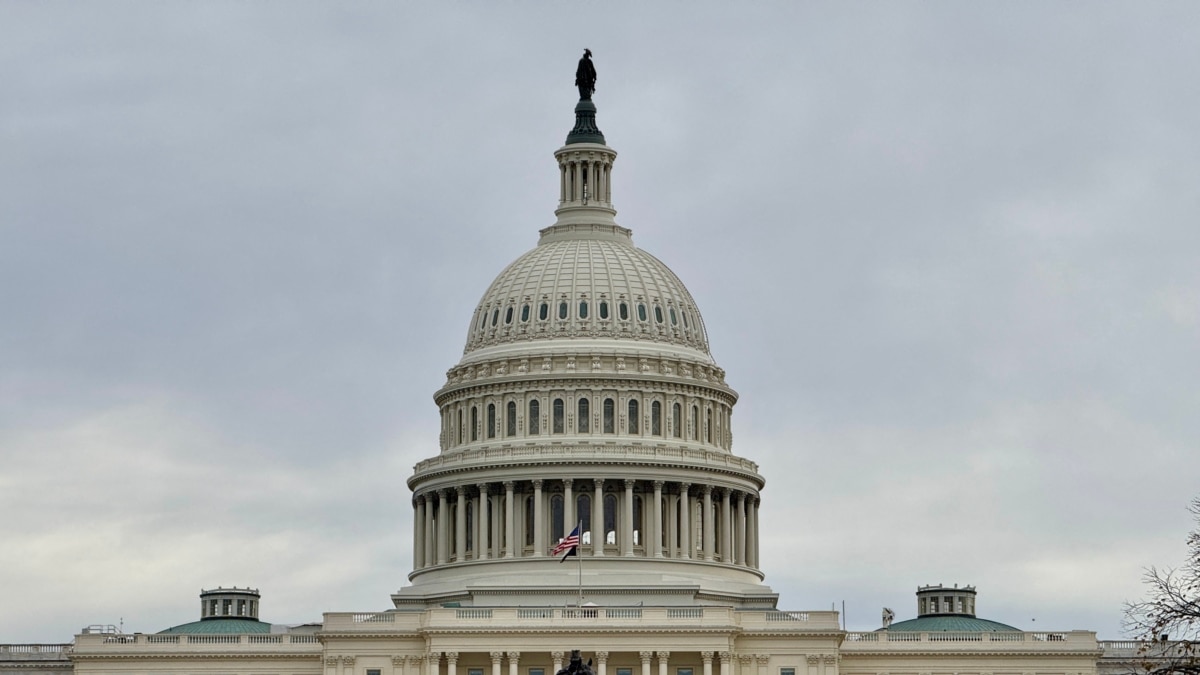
[552,525,581,561]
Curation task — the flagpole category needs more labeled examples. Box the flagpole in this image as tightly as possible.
[576,519,583,607]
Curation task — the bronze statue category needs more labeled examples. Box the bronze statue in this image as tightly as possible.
[556,650,594,675]
[575,49,597,100]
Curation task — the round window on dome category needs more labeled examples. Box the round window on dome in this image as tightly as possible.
[521,304,530,322]
[539,302,549,321]
[637,303,647,322]
[599,301,609,320]
[619,302,629,321]
[505,307,514,324]
[558,301,568,320]
[579,301,588,319]
[491,309,499,327]
[654,305,664,324]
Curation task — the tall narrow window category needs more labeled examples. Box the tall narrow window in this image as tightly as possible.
[525,496,534,546]
[505,307,514,324]
[551,495,564,542]
[628,399,639,434]
[619,302,629,320]
[553,398,565,434]
[579,301,589,319]
[528,399,540,435]
[669,307,677,325]
[651,401,662,436]
[599,301,609,319]
[604,494,617,545]
[521,304,530,322]
[637,303,648,321]
[633,495,643,546]
[672,403,682,438]
[458,409,464,444]
[492,309,499,326]
[690,405,699,440]
[487,403,497,439]
[539,302,549,321]
[603,398,614,433]
[466,502,474,552]
[654,305,664,324]
[577,494,591,544]
[577,398,590,433]
[705,408,712,443]
[471,406,479,441]
[506,401,517,437]
[558,301,568,320]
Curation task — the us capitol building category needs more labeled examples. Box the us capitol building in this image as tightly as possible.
[2,57,1145,675]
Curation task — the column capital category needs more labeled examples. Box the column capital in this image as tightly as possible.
[656,652,670,661]
[392,656,406,667]
[624,478,636,489]
[593,478,604,489]
[653,480,664,490]
[806,656,820,666]
[719,653,732,665]
[640,652,653,663]
[325,658,339,666]
[415,494,426,506]
[551,652,565,662]
[408,656,424,667]
[755,655,770,665]
[503,481,515,490]
[562,478,574,489]
[456,485,467,496]
[533,479,543,489]
[595,652,609,663]
[701,652,714,663]
[490,653,503,664]
[437,488,448,498]
[477,482,490,494]
[822,655,838,666]
[701,484,713,496]
[445,653,458,665]
[738,655,754,666]
[342,657,356,666]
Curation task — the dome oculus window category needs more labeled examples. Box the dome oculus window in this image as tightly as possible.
[579,301,588,319]
[637,303,647,322]
[491,309,499,327]
[619,302,629,320]
[558,301,568,320]
[521,304,530,322]
[539,302,549,321]
[654,305,664,324]
[599,301,609,320]
[504,307,514,324]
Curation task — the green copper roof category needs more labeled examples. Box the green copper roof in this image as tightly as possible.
[881,615,1021,632]
[159,618,273,634]
[565,99,605,145]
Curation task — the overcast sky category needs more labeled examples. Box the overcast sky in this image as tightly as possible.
[3,2,1199,644]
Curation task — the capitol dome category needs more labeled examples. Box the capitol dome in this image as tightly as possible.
[397,79,773,610]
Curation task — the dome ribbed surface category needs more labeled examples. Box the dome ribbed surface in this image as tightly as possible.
[159,618,273,634]
[463,234,711,358]
[881,616,1021,632]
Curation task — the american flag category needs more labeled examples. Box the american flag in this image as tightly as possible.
[552,524,581,561]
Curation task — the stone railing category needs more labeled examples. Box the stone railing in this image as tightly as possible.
[1099,640,1195,659]
[413,444,759,475]
[841,631,1097,650]
[323,608,839,633]
[0,645,71,660]
[71,633,321,653]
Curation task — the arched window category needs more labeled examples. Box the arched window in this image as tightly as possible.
[651,401,662,436]
[487,403,497,439]
[458,408,464,444]
[506,401,517,437]
[682,310,689,328]
[654,305,664,323]
[528,399,540,435]
[628,399,639,434]
[551,495,564,543]
[672,403,682,438]
[491,309,499,326]
[603,494,617,545]
[599,301,609,319]
[579,301,588,319]
[466,502,474,552]
[521,304,530,322]
[637,303,647,322]
[705,408,712,443]
[505,307,514,324]
[539,302,549,321]
[558,301,568,320]
[471,406,479,441]
[633,495,643,546]
[525,496,534,546]
[669,307,677,325]
[603,398,614,433]
[577,398,590,433]
[619,302,629,320]
[553,398,565,434]
[477,310,486,331]
[577,494,592,545]
[690,405,699,440]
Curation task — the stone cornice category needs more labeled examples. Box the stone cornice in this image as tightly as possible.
[68,652,323,661]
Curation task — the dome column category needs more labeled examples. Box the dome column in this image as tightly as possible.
[702,485,715,561]
[424,493,435,567]
[721,488,733,562]
[414,495,426,569]
[503,481,515,558]
[592,479,604,556]
[652,480,664,558]
[563,479,575,535]
[679,483,691,559]
[455,486,467,560]
[736,492,748,566]
[622,479,635,556]
[436,489,449,564]
[532,479,545,556]
[476,483,490,560]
